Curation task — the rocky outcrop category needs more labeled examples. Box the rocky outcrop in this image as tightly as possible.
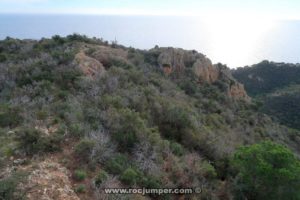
[75,52,105,77]
[192,58,219,83]
[229,83,251,102]
[155,47,250,101]
[156,47,219,82]
[162,64,172,75]
[89,46,128,67]
[76,45,249,101]
[157,48,185,75]
[218,64,251,101]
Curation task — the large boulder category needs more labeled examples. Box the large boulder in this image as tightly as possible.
[75,51,105,77]
[90,46,128,68]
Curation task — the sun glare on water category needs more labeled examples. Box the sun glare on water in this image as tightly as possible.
[201,17,277,67]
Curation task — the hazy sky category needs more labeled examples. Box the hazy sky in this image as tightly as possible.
[0,0,300,19]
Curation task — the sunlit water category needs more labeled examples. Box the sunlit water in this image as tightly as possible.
[1,14,300,67]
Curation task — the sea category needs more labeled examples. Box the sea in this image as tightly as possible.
[1,14,300,68]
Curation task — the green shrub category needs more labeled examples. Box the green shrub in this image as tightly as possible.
[74,139,95,163]
[15,62,54,87]
[54,67,82,90]
[111,59,133,69]
[232,141,300,200]
[36,110,48,120]
[73,170,87,181]
[179,80,197,95]
[55,90,69,100]
[201,161,217,179]
[105,154,129,175]
[42,133,63,152]
[0,53,7,62]
[52,35,66,45]
[51,51,74,65]
[0,105,22,128]
[15,127,61,155]
[159,106,192,142]
[75,184,86,193]
[170,142,184,156]
[141,175,161,189]
[69,123,85,138]
[67,34,90,43]
[110,109,145,152]
[120,168,140,186]
[94,170,109,187]
[0,172,26,200]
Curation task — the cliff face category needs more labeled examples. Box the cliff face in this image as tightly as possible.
[157,48,186,76]
[193,59,219,83]
[156,47,219,83]
[153,47,248,101]
[216,65,251,101]
[228,83,251,101]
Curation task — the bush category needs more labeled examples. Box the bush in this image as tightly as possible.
[0,105,22,128]
[15,127,61,155]
[0,172,26,200]
[0,53,7,62]
[232,141,300,200]
[159,106,193,142]
[120,168,140,186]
[201,161,217,179]
[74,139,95,163]
[110,109,146,152]
[51,50,75,65]
[105,154,129,175]
[36,110,48,120]
[73,170,87,181]
[94,170,109,187]
[179,80,197,95]
[54,67,82,90]
[140,175,161,189]
[170,142,184,156]
[75,184,86,193]
[42,133,63,153]
[67,34,90,43]
[69,123,85,138]
[52,35,66,45]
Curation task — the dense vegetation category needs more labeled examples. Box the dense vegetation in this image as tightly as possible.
[232,141,300,200]
[233,61,300,96]
[0,35,299,199]
[233,61,300,130]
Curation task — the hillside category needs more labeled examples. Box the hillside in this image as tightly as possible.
[0,35,300,200]
[232,61,300,130]
[232,60,300,96]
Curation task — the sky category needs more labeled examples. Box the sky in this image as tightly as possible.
[0,0,300,20]
[1,0,300,67]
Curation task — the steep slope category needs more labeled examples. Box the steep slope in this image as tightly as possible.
[232,61,300,130]
[261,84,300,129]
[0,35,299,200]
[232,60,300,96]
